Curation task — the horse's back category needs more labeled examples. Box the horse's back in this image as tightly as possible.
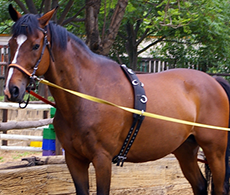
[140,68,229,128]
[126,68,229,162]
[139,68,228,112]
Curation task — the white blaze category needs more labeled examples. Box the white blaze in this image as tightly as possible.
[12,35,27,63]
[5,35,27,92]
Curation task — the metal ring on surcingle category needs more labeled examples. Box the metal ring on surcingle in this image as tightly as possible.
[132,79,139,86]
[127,68,134,75]
[140,95,148,103]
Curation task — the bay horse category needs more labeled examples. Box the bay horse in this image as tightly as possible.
[4,5,230,195]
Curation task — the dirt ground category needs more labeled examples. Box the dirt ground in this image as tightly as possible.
[0,150,42,164]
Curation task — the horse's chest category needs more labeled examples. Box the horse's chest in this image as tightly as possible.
[53,115,101,158]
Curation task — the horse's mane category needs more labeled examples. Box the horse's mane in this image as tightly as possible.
[11,13,90,52]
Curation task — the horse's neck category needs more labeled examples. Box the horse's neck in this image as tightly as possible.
[46,41,94,87]
[45,41,121,112]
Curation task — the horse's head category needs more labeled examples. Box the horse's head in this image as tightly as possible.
[4,4,57,103]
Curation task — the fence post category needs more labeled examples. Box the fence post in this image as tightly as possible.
[2,49,8,145]
[2,109,7,146]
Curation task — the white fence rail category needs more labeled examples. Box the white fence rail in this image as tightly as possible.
[0,134,43,152]
[0,146,42,151]
[0,102,52,110]
[0,102,54,152]
[0,134,42,141]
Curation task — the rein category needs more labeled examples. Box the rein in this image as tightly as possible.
[8,62,230,132]
[37,78,230,133]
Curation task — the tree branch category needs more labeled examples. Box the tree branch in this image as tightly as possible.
[39,0,45,14]
[137,35,166,55]
[135,28,150,47]
[51,0,59,22]
[25,0,38,14]
[57,0,74,25]
[164,39,200,45]
[101,0,107,41]
[61,5,85,26]
[14,0,29,13]
[118,31,127,40]
[43,0,51,13]
[134,19,142,39]
[137,28,177,55]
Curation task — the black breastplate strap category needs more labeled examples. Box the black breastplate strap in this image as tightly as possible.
[112,64,147,167]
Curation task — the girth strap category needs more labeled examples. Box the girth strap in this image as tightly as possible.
[112,64,147,167]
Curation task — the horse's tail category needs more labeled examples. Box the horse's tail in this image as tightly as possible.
[214,76,230,194]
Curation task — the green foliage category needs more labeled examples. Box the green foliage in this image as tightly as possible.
[0,95,54,102]
[2,0,230,74]
[0,1,15,34]
[0,0,86,36]
[158,0,230,72]
[110,0,230,73]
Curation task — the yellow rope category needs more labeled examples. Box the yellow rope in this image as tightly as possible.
[39,78,230,132]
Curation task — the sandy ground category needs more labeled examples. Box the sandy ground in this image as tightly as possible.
[0,150,42,164]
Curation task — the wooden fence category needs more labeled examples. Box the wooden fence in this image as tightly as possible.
[137,58,201,73]
[0,45,8,96]
[0,155,195,195]
[0,102,53,152]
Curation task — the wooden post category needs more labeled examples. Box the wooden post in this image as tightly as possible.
[2,109,8,146]
[43,85,49,119]
[55,137,62,155]
[2,60,8,145]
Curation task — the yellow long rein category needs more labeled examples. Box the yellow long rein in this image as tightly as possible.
[7,64,230,131]
[39,78,230,132]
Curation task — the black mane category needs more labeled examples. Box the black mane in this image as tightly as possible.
[11,13,90,51]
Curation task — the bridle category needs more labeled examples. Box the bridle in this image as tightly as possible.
[8,25,54,108]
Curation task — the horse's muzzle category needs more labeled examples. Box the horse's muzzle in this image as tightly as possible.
[4,85,25,103]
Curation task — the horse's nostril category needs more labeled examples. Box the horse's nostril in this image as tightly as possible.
[10,86,19,99]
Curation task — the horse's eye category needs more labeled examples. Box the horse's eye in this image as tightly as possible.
[32,44,40,50]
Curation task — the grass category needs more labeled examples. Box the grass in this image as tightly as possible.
[0,96,4,101]
[12,152,30,160]
[0,151,42,163]
[12,151,39,160]
[0,95,54,102]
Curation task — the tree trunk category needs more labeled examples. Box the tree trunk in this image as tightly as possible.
[25,0,38,14]
[125,21,138,70]
[14,0,29,13]
[129,50,138,71]
[85,0,102,53]
[101,0,128,55]
[85,0,128,56]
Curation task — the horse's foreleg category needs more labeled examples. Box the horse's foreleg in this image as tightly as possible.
[173,136,207,195]
[92,153,112,195]
[65,151,90,195]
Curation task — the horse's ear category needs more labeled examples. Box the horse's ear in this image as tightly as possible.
[9,4,22,22]
[38,6,58,27]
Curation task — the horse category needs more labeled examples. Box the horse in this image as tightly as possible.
[4,4,230,195]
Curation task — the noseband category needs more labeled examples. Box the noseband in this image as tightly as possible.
[8,25,54,108]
